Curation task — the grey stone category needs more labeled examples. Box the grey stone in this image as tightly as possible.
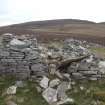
[15,81,26,88]
[72,73,84,79]
[77,63,91,71]
[6,85,17,95]
[91,74,102,78]
[36,86,42,93]
[89,77,97,81]
[49,78,60,88]
[57,82,71,100]
[2,33,13,45]
[55,71,63,79]
[57,98,74,105]
[79,70,98,75]
[25,50,39,60]
[49,64,56,75]
[1,58,16,63]
[10,38,26,46]
[42,87,57,104]
[63,73,71,81]
[31,63,48,76]
[98,61,105,68]
[0,50,9,57]
[40,76,49,89]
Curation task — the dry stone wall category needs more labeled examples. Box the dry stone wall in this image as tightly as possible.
[0,33,105,81]
[0,33,48,79]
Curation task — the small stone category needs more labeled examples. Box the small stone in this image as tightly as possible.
[86,55,93,63]
[55,71,63,79]
[98,61,105,73]
[80,86,84,90]
[49,78,60,88]
[7,86,17,95]
[89,77,97,81]
[98,61,105,68]
[36,86,42,93]
[40,76,49,89]
[79,71,98,75]
[57,98,74,105]
[72,73,84,79]
[86,89,91,94]
[31,64,47,76]
[47,51,52,56]
[15,81,26,88]
[49,64,56,75]
[63,73,71,81]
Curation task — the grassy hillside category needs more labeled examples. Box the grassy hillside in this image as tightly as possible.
[0,19,105,45]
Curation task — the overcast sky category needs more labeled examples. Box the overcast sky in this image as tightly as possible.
[0,0,105,26]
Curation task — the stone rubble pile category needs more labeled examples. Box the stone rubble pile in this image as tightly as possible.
[38,76,73,105]
[63,39,89,57]
[0,33,105,105]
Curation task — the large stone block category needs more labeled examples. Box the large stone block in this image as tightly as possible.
[0,50,9,57]
[72,72,85,79]
[79,70,98,75]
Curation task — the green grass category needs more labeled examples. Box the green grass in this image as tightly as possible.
[90,46,105,58]
[0,76,48,105]
[67,80,105,105]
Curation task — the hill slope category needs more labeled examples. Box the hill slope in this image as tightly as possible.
[0,19,105,45]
